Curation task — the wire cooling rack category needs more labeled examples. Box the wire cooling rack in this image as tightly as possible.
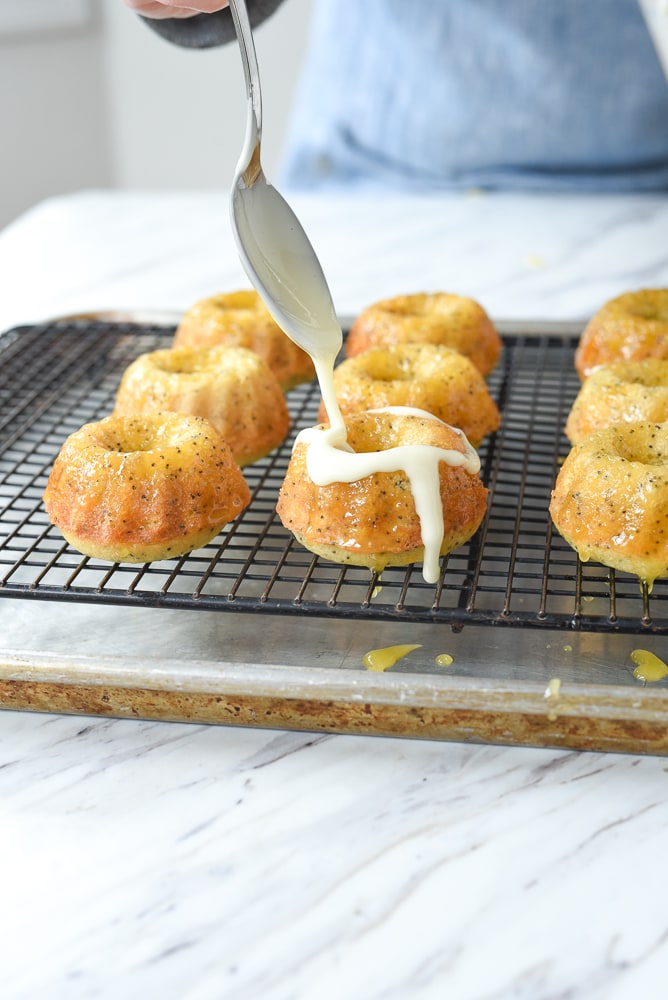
[0,318,666,634]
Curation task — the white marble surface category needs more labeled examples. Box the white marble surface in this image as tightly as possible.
[1,190,668,998]
[2,189,668,333]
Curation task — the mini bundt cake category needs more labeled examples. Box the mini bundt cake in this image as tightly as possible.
[173,290,315,390]
[345,292,502,376]
[565,359,668,444]
[277,407,488,583]
[43,412,251,563]
[549,421,668,588]
[113,344,290,467]
[318,343,500,447]
[575,289,668,379]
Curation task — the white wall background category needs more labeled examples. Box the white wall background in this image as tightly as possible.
[0,0,312,229]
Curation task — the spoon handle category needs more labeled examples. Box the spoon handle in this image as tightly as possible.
[229,0,263,144]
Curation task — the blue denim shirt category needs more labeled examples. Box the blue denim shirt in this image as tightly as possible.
[278,0,668,191]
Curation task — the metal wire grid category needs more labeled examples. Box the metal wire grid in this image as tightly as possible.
[0,319,666,633]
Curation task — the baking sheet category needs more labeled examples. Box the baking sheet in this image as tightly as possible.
[1,317,668,753]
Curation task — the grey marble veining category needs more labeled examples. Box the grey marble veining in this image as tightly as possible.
[1,191,668,998]
[1,710,667,999]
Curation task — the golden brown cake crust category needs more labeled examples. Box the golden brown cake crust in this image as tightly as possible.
[173,290,315,391]
[565,359,668,444]
[43,412,251,563]
[318,343,500,447]
[574,289,668,379]
[549,422,668,587]
[113,345,290,467]
[345,292,502,376]
[276,410,488,574]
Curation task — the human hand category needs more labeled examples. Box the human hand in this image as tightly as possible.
[121,1,229,18]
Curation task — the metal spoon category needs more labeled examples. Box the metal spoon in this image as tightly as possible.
[227,0,342,367]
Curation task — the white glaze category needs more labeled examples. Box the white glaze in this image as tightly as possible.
[298,407,480,583]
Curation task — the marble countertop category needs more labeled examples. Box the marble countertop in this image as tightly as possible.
[2,189,668,998]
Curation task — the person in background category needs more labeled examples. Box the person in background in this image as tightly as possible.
[122,0,668,192]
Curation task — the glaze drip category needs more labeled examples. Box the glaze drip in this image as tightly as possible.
[297,407,480,583]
